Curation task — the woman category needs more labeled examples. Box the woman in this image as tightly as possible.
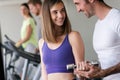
[15,3,38,80]
[16,3,38,49]
[39,0,85,80]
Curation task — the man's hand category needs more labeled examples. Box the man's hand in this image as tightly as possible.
[74,61,102,79]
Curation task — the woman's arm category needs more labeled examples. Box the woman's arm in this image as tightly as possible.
[69,31,85,80]
[39,39,48,80]
[22,24,32,42]
[69,31,85,64]
[16,24,32,47]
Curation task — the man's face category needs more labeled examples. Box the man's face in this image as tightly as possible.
[73,0,94,18]
[28,3,40,16]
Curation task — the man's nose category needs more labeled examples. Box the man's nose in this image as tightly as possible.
[77,8,82,12]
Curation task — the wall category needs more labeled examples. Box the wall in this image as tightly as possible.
[0,0,27,42]
[0,0,120,61]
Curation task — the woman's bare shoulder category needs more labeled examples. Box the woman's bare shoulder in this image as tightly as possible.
[39,38,44,48]
[69,31,81,38]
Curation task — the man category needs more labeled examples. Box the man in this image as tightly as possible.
[72,0,120,80]
[28,0,42,16]
[28,0,42,80]
[28,0,42,41]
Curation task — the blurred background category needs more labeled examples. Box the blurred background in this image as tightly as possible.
[0,0,120,61]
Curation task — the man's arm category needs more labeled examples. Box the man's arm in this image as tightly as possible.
[89,63,120,78]
[101,63,120,77]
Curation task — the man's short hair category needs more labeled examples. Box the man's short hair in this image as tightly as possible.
[98,0,104,2]
[28,0,42,5]
[85,0,104,3]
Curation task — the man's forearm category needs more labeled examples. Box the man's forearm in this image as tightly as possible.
[102,63,120,77]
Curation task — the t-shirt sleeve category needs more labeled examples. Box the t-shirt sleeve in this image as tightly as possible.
[26,18,35,29]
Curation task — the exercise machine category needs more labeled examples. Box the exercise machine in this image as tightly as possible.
[1,35,40,80]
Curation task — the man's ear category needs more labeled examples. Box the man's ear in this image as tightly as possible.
[88,0,95,3]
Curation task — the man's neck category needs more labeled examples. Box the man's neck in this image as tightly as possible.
[95,2,112,20]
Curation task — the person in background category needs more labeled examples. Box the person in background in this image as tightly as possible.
[39,0,85,80]
[28,0,42,41]
[28,0,43,80]
[72,0,120,80]
[15,3,38,80]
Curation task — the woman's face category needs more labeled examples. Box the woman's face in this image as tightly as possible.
[20,5,29,16]
[50,2,66,27]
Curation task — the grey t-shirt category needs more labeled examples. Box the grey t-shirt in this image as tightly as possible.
[35,16,42,41]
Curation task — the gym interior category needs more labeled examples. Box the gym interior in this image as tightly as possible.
[0,0,120,80]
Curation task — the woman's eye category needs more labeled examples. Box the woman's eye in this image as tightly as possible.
[53,11,57,14]
[61,9,65,12]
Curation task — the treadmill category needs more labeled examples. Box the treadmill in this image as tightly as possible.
[1,34,40,80]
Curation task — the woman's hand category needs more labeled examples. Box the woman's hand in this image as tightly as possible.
[15,40,22,47]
